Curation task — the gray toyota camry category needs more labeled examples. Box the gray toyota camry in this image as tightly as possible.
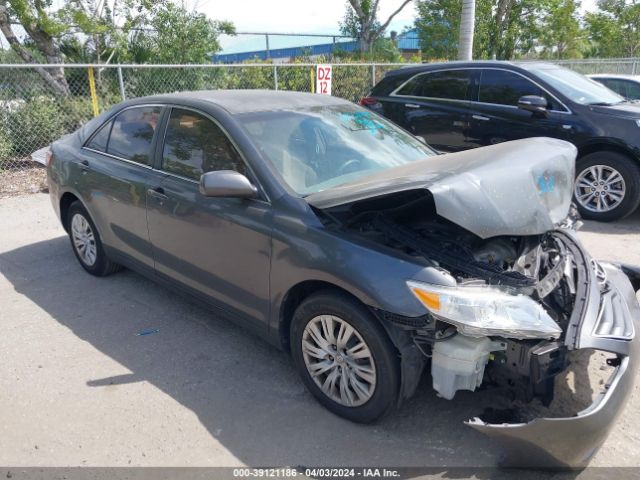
[47,90,639,467]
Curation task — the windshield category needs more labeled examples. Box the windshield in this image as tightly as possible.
[237,104,436,195]
[530,66,625,105]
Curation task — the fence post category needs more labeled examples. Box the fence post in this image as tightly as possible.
[273,65,278,91]
[87,66,100,117]
[117,66,126,101]
[310,67,315,94]
[371,64,376,87]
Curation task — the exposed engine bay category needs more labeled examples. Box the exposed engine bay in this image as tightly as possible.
[319,189,590,407]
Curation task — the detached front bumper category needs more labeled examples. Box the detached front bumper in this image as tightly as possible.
[468,262,640,468]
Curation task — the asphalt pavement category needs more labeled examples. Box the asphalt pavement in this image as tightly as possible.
[1,193,639,470]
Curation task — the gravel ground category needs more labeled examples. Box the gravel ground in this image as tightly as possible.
[0,165,47,198]
[0,193,639,473]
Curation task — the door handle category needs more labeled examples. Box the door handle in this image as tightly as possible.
[79,159,90,173]
[405,103,421,109]
[472,114,490,121]
[147,187,168,201]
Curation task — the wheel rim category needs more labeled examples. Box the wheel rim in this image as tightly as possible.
[71,213,97,266]
[575,164,626,213]
[301,315,376,407]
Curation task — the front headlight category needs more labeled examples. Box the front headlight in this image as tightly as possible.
[407,280,562,339]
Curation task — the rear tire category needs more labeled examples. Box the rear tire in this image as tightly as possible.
[574,152,640,221]
[290,291,399,423]
[67,201,121,276]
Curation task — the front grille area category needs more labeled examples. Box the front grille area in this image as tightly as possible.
[593,288,635,340]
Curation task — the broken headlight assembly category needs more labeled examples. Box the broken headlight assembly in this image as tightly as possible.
[407,280,562,340]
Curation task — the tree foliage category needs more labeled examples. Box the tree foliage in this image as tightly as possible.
[126,3,234,64]
[415,0,588,60]
[0,0,234,85]
[585,0,640,58]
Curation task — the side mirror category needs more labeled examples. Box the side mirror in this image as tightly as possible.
[518,95,548,114]
[199,170,258,199]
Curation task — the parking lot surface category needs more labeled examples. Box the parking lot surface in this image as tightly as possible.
[1,193,639,468]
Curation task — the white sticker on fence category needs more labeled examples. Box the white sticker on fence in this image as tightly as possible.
[316,64,332,95]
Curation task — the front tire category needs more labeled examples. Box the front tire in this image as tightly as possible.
[290,291,399,423]
[67,201,121,276]
[574,152,640,221]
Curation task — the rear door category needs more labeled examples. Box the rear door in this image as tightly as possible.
[79,105,164,271]
[389,69,477,152]
[146,106,272,329]
[466,68,574,148]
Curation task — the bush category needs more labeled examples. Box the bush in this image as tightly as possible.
[0,128,12,167]
[6,97,66,157]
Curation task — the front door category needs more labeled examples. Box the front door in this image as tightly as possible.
[146,107,272,328]
[466,69,575,148]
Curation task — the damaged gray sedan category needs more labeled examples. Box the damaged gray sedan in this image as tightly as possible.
[47,91,640,468]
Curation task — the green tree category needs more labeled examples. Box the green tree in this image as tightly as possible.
[414,0,492,59]
[585,0,640,58]
[415,0,585,60]
[414,0,461,59]
[0,0,70,94]
[538,0,584,59]
[129,3,234,64]
[340,0,414,53]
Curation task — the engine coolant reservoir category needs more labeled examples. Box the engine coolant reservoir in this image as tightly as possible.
[431,334,503,400]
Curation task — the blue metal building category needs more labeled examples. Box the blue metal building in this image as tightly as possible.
[212,30,420,64]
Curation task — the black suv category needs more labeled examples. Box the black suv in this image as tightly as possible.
[362,61,640,221]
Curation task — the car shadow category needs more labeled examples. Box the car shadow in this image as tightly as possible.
[0,235,583,478]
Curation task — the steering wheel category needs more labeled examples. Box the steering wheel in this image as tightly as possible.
[337,159,363,176]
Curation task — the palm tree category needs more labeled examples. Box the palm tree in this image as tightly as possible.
[458,0,476,60]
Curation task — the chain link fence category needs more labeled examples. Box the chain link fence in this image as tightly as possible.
[549,58,640,75]
[0,58,639,192]
[0,63,407,176]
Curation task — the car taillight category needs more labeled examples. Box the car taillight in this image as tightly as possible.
[46,150,54,166]
[360,96,380,107]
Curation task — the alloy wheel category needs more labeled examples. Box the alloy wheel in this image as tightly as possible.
[71,213,97,266]
[575,164,626,213]
[301,315,377,407]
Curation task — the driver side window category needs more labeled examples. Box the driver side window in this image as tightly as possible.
[162,108,245,181]
[478,69,559,110]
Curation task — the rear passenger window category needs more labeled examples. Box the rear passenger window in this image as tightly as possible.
[86,120,112,152]
[397,70,473,101]
[162,108,245,181]
[479,70,553,108]
[107,106,162,165]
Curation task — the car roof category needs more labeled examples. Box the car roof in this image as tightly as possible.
[383,60,562,78]
[589,73,640,81]
[124,89,350,114]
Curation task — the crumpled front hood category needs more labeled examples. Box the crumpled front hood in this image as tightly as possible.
[306,137,577,239]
